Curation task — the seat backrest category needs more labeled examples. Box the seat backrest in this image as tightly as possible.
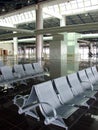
[78,70,90,90]
[91,66,98,82]
[53,76,74,104]
[33,63,43,73]
[14,64,25,77]
[0,66,14,80]
[24,87,37,106]
[24,63,35,75]
[85,68,96,85]
[34,81,61,114]
[67,73,84,96]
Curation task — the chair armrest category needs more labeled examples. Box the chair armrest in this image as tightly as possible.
[39,102,57,118]
[81,80,94,91]
[39,102,58,126]
[13,95,28,107]
[18,101,39,114]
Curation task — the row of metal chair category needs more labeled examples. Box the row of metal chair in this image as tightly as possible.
[0,62,47,88]
[13,66,98,130]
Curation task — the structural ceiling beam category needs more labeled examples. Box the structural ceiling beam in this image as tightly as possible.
[0,26,34,34]
[0,32,34,40]
[35,22,98,34]
[1,22,98,39]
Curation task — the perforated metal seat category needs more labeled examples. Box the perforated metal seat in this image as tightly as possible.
[24,63,36,76]
[34,80,82,129]
[0,66,22,88]
[13,64,33,84]
[67,73,97,100]
[78,69,95,90]
[91,66,98,82]
[53,76,92,107]
[14,64,26,77]
[85,68,96,84]
[32,62,46,81]
[1,66,15,80]
[33,62,44,74]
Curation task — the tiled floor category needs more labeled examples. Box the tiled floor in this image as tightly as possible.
[0,86,98,130]
[0,105,30,130]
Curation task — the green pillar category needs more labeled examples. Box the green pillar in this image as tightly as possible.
[64,32,81,73]
[64,32,81,60]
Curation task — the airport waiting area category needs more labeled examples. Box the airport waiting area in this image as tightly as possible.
[0,57,98,130]
[1,0,98,130]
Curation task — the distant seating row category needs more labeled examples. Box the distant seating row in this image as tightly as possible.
[0,62,48,88]
[13,66,98,130]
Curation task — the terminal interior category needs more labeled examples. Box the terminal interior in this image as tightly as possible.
[1,0,98,130]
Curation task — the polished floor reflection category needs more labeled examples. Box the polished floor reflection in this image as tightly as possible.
[0,56,98,130]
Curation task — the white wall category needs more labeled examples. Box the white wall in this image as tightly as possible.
[0,42,13,55]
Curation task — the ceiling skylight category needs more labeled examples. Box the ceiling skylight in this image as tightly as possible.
[0,0,98,26]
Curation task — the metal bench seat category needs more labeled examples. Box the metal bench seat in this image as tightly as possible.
[14,63,46,82]
[91,66,98,83]
[33,62,44,74]
[85,67,98,89]
[13,64,26,77]
[33,80,88,129]
[14,73,97,129]
[1,66,15,80]
[85,68,96,84]
[53,76,92,108]
[67,73,97,101]
[32,62,48,81]
[0,66,34,87]
[23,63,36,76]
[0,66,21,87]
[33,62,49,76]
[78,69,98,92]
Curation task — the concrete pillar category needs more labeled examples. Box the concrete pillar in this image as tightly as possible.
[50,34,66,60]
[60,15,66,27]
[13,32,18,56]
[36,4,43,62]
[90,43,93,54]
[63,33,80,73]
[64,32,81,61]
[13,24,18,57]
[50,34,67,78]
